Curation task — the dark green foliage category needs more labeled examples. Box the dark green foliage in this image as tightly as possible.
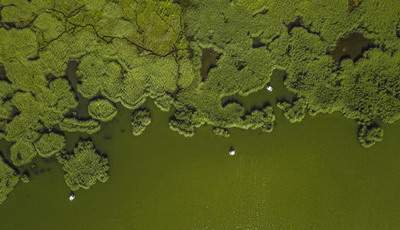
[169,107,203,137]
[88,99,118,122]
[60,140,109,191]
[357,124,384,148]
[34,133,66,158]
[277,98,308,123]
[340,50,400,124]
[131,108,152,136]
[241,106,276,132]
[0,157,19,204]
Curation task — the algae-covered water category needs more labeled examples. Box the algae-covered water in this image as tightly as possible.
[1,97,400,230]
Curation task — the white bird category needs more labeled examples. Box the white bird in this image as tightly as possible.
[228,147,236,156]
[69,192,76,201]
[266,85,273,92]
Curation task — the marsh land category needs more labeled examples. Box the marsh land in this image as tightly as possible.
[1,0,400,229]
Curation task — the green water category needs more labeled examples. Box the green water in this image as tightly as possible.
[1,98,400,230]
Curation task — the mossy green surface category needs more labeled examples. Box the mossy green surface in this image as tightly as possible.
[0,0,399,204]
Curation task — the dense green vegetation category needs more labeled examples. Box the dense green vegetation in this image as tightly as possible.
[88,99,118,122]
[212,127,230,137]
[59,118,101,134]
[34,133,66,158]
[0,156,19,205]
[131,108,152,136]
[241,106,276,132]
[277,98,307,123]
[0,0,399,204]
[357,123,384,148]
[58,140,109,191]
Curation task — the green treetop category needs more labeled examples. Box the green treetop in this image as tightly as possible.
[60,140,109,191]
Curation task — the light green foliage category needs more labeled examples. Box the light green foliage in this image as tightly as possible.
[176,0,400,144]
[121,0,183,55]
[4,114,42,143]
[357,124,384,148]
[277,98,308,123]
[88,99,118,122]
[0,28,37,63]
[0,0,398,206]
[131,108,152,136]
[212,127,230,137]
[1,77,77,166]
[59,118,101,134]
[0,80,15,99]
[0,0,186,157]
[76,42,180,109]
[33,12,65,44]
[20,173,30,184]
[60,140,109,191]
[0,157,19,205]
[154,94,174,112]
[10,140,37,166]
[34,133,66,158]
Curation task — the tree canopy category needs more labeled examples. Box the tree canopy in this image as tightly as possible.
[59,140,109,191]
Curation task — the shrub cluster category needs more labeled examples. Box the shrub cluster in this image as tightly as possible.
[0,157,19,205]
[10,140,37,166]
[59,118,101,135]
[277,98,307,123]
[59,140,109,191]
[88,99,118,122]
[241,106,276,133]
[212,127,230,137]
[357,124,384,148]
[169,106,204,137]
[34,133,66,158]
[131,108,152,136]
